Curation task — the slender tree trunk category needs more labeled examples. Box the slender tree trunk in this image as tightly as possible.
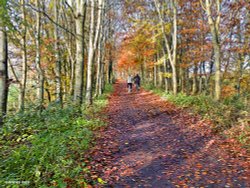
[214,43,221,100]
[192,64,198,94]
[236,25,244,96]
[98,35,106,96]
[143,58,147,84]
[0,10,8,125]
[108,59,113,84]
[202,0,221,100]
[86,0,96,105]
[70,58,76,96]
[237,54,243,96]
[86,0,104,105]
[99,60,105,95]
[154,57,157,87]
[74,0,86,104]
[35,0,44,110]
[141,59,145,84]
[62,5,76,96]
[95,1,105,97]
[199,63,203,93]
[18,0,27,111]
[180,66,185,93]
[205,54,214,94]
[63,61,68,97]
[154,0,178,95]
[64,39,75,96]
[172,0,178,95]
[99,14,107,95]
[162,47,169,92]
[95,39,102,97]
[98,57,104,96]
[107,12,113,84]
[8,59,19,83]
[45,80,51,102]
[95,37,105,97]
[186,68,190,94]
[157,54,163,88]
[203,62,208,93]
[54,0,62,105]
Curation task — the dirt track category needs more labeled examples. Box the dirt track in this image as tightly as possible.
[90,81,250,187]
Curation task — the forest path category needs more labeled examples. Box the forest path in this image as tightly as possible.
[89,81,250,187]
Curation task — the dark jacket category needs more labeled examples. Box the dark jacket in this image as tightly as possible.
[134,75,141,85]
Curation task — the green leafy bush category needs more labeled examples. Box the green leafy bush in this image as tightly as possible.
[7,85,19,113]
[0,85,113,187]
[144,84,155,91]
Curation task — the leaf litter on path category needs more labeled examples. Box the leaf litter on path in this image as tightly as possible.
[85,81,250,187]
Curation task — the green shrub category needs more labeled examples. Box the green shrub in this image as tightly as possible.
[0,85,113,187]
[7,85,19,113]
[1,106,92,187]
[144,83,155,91]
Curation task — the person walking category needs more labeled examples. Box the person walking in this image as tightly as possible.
[134,74,141,91]
[127,75,133,93]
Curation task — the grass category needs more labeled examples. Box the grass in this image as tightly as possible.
[0,84,113,187]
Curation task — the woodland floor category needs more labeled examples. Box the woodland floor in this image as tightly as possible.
[86,80,250,188]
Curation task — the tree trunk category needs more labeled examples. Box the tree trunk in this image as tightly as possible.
[162,47,169,92]
[35,0,44,110]
[142,57,146,84]
[74,0,86,104]
[107,12,113,84]
[192,64,198,94]
[18,0,27,112]
[8,59,19,83]
[85,0,96,105]
[99,18,107,95]
[86,0,104,105]
[70,58,76,96]
[154,0,178,95]
[98,42,105,96]
[95,1,106,97]
[186,68,190,94]
[99,61,105,95]
[54,0,62,105]
[108,59,113,84]
[199,63,203,93]
[95,39,102,97]
[180,66,185,93]
[203,0,221,100]
[154,57,157,87]
[235,23,244,96]
[214,44,221,100]
[205,54,214,94]
[45,80,51,102]
[65,39,75,96]
[141,59,145,84]
[172,0,178,95]
[157,54,163,88]
[0,10,8,125]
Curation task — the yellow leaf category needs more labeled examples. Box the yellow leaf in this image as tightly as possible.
[16,137,22,142]
[97,178,106,184]
[163,72,172,78]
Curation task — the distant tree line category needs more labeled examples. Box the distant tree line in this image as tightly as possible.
[116,0,250,101]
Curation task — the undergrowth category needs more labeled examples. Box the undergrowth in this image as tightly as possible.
[144,85,250,149]
[0,84,113,187]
